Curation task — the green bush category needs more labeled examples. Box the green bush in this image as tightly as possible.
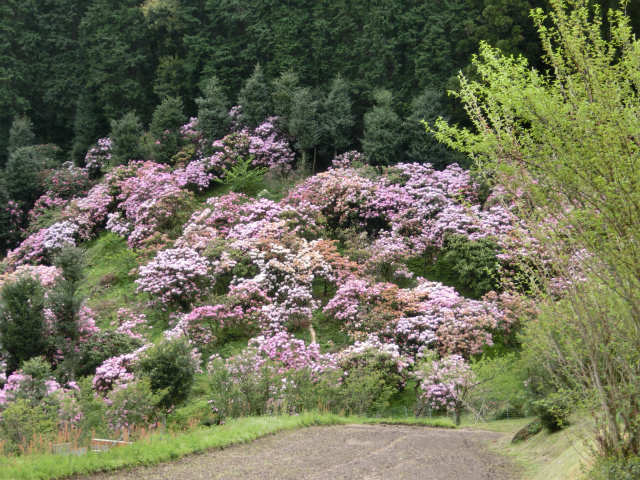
[531,394,571,432]
[7,115,36,156]
[0,399,57,453]
[216,155,267,195]
[336,366,395,416]
[76,331,144,379]
[589,456,640,480]
[137,338,199,410]
[104,378,164,431]
[438,234,498,298]
[0,275,47,374]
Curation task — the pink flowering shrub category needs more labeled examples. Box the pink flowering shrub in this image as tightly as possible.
[44,165,92,200]
[325,278,503,359]
[135,247,211,310]
[104,378,161,431]
[84,138,113,176]
[112,308,150,340]
[8,182,112,266]
[413,353,477,424]
[6,221,78,266]
[173,120,294,192]
[93,347,147,397]
[250,331,336,375]
[331,151,366,169]
[206,332,337,418]
[335,335,410,390]
[167,304,244,349]
[0,264,60,291]
[2,200,24,248]
[105,161,196,250]
[0,363,83,428]
[27,195,69,231]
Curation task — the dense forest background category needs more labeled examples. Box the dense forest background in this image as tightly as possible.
[8,0,638,168]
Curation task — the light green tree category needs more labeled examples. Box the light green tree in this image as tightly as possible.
[429,0,640,457]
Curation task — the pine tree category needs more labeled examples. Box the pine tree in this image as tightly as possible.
[4,147,41,207]
[271,69,300,135]
[7,115,35,156]
[404,89,467,169]
[289,88,320,173]
[109,112,145,166]
[238,64,272,129]
[149,97,187,164]
[71,93,105,166]
[195,75,230,143]
[362,89,402,167]
[321,76,355,158]
[48,245,87,382]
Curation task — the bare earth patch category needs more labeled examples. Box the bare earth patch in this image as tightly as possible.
[82,424,519,479]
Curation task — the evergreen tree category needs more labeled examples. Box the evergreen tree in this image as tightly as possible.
[0,275,47,375]
[149,97,187,164]
[78,0,156,122]
[289,88,320,173]
[7,115,35,156]
[4,146,41,207]
[109,112,145,166]
[195,75,230,142]
[48,245,87,382]
[362,90,402,167]
[404,89,467,169]
[153,54,187,100]
[238,64,272,129]
[271,70,300,135]
[321,77,355,158]
[71,93,105,165]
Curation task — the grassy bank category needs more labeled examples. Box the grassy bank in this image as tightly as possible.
[472,415,594,479]
[0,413,453,480]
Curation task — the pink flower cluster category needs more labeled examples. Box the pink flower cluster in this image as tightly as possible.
[325,278,503,359]
[44,164,92,200]
[113,308,150,340]
[93,346,148,397]
[8,183,112,266]
[0,370,83,427]
[135,247,211,309]
[106,161,195,249]
[414,354,476,411]
[0,264,60,291]
[84,137,113,174]
[167,304,244,348]
[173,119,294,191]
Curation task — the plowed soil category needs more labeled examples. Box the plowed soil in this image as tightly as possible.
[80,424,519,479]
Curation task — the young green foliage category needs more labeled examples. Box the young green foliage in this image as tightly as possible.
[429,0,640,457]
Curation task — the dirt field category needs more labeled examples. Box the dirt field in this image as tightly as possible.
[80,424,520,479]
